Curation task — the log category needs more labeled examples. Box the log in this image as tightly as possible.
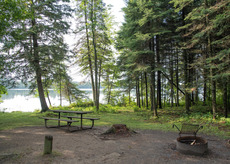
[44,135,53,154]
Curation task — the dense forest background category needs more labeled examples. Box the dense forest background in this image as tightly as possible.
[0,0,229,118]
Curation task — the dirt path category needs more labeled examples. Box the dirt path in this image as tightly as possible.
[0,126,229,164]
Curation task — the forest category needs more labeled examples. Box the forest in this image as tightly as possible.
[0,0,230,120]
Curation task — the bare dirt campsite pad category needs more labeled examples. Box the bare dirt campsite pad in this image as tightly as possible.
[0,126,229,164]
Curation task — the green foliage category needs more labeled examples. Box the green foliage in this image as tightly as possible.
[70,100,94,107]
[0,85,7,102]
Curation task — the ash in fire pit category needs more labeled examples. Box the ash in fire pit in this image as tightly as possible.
[173,123,208,156]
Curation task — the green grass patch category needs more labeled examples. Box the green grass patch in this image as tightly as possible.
[0,111,43,130]
[0,105,229,139]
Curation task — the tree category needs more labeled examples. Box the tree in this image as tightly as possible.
[170,0,230,118]
[75,0,113,111]
[1,0,73,112]
[0,0,28,97]
[102,59,119,104]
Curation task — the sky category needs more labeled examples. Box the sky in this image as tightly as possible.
[68,0,126,82]
[104,0,126,28]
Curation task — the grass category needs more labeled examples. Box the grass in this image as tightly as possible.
[0,105,229,139]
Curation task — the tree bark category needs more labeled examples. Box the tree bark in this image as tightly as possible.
[156,35,162,109]
[128,79,131,104]
[211,74,216,119]
[223,80,228,118]
[91,0,99,111]
[182,8,190,114]
[84,0,96,104]
[107,73,111,104]
[145,72,148,108]
[31,9,49,112]
[176,48,180,106]
[189,53,194,106]
[141,73,144,107]
[150,71,157,116]
[170,44,174,108]
[195,70,199,103]
[98,59,102,105]
[136,77,140,108]
[151,37,157,116]
[46,89,52,107]
[203,47,207,106]
[59,73,62,106]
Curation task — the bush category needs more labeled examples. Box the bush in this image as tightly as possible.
[98,104,118,113]
[70,100,94,107]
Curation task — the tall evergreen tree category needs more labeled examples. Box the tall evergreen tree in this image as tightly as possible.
[75,0,113,111]
[1,0,73,112]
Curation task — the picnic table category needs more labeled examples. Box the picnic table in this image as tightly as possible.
[40,110,99,131]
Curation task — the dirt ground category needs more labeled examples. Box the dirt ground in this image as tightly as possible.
[0,126,229,164]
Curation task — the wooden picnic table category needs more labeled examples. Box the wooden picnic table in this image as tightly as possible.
[51,110,93,130]
[40,109,99,131]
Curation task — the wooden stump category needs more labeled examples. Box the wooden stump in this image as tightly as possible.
[44,135,53,154]
[104,124,130,135]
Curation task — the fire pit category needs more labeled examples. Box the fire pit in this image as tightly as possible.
[173,124,208,155]
[177,136,208,155]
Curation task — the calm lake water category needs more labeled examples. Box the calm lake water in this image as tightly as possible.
[0,89,98,112]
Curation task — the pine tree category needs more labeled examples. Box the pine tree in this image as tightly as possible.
[75,0,113,110]
[1,0,73,112]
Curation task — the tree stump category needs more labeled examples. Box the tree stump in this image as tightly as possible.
[104,124,131,135]
[44,135,53,154]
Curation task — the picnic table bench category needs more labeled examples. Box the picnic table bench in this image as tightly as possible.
[62,116,100,129]
[40,117,79,131]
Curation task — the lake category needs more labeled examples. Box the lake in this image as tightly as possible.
[0,88,99,112]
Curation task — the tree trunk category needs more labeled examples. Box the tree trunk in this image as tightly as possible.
[150,71,157,116]
[189,54,194,106]
[151,37,157,116]
[203,50,207,106]
[84,1,96,104]
[228,79,230,117]
[223,80,228,118]
[46,89,52,107]
[136,77,140,108]
[59,75,62,106]
[156,35,162,109]
[205,0,216,119]
[128,79,131,104]
[182,8,190,114]
[98,59,102,105]
[31,13,49,112]
[91,0,99,111]
[145,72,148,108]
[68,88,72,104]
[211,75,216,119]
[36,72,49,112]
[141,73,144,107]
[107,73,111,104]
[209,36,216,119]
[195,70,199,103]
[170,45,174,108]
[176,48,179,106]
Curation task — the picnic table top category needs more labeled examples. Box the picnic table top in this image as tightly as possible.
[49,110,93,114]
